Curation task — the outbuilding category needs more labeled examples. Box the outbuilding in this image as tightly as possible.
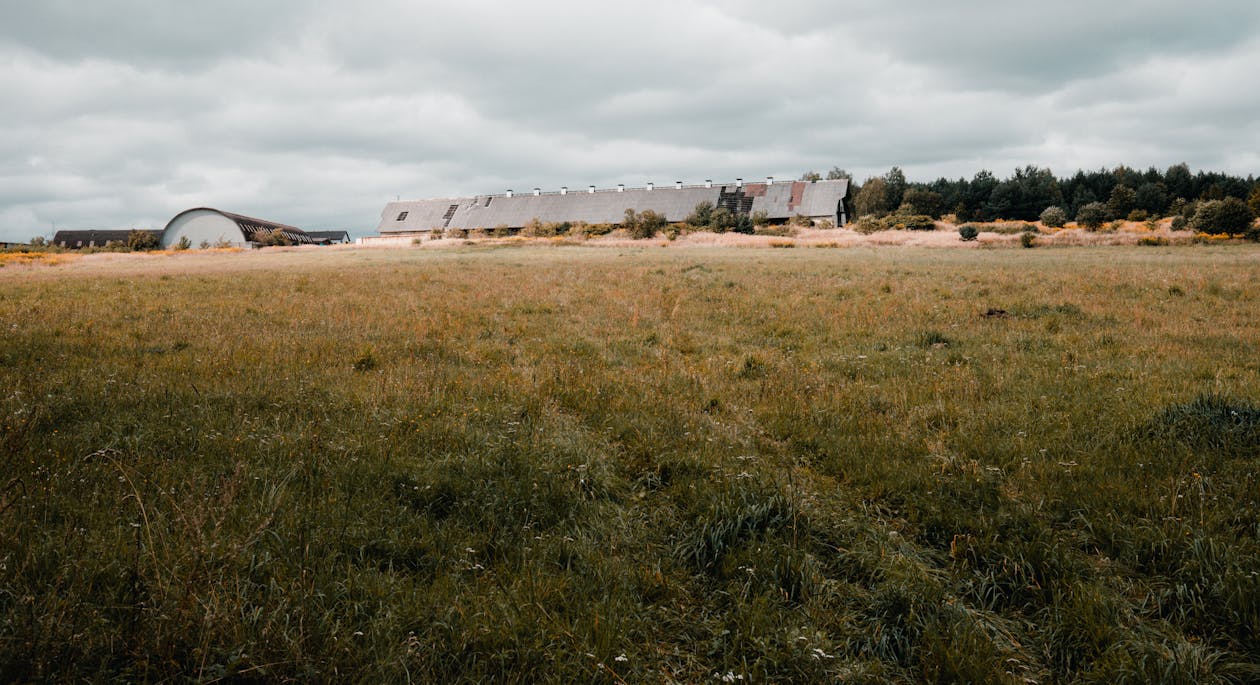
[375,177,850,236]
[160,208,314,248]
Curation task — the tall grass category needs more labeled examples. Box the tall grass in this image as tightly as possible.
[1,245,1259,681]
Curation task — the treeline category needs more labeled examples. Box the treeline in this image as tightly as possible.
[806,164,1260,228]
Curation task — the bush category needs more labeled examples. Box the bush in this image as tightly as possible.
[1190,198,1254,235]
[732,213,754,235]
[1170,216,1189,231]
[884,214,936,231]
[254,231,292,247]
[1020,232,1037,248]
[174,236,192,251]
[127,230,161,251]
[1039,206,1067,228]
[1126,209,1149,222]
[685,202,713,228]
[958,225,979,241]
[854,216,884,234]
[751,210,770,226]
[625,209,666,239]
[1076,202,1108,231]
[708,207,735,234]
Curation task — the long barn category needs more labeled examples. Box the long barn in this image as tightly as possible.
[376,178,849,235]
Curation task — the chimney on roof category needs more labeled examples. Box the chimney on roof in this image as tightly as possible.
[705,179,712,188]
[533,188,541,196]
[767,176,774,185]
[589,185,596,194]
[736,178,743,188]
[675,181,682,189]
[561,186,568,195]
[617,184,625,192]
[647,182,654,191]
[506,189,513,198]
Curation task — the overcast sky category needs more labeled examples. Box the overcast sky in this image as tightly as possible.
[2,1,1258,241]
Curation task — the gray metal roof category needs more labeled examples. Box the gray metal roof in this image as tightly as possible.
[378,179,848,233]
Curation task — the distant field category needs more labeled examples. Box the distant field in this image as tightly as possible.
[2,245,1259,682]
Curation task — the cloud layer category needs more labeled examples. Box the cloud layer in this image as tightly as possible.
[2,0,1257,241]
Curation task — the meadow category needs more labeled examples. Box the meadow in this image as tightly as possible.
[2,244,1258,682]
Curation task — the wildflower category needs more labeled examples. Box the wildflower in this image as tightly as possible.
[614,653,628,662]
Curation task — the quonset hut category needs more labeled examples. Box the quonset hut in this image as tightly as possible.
[160,208,316,248]
[376,177,849,236]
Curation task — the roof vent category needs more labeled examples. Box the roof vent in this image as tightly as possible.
[560,186,568,195]
[617,184,625,192]
[736,178,743,188]
[533,188,541,196]
[675,181,683,189]
[767,176,774,185]
[647,182,654,191]
[506,189,513,198]
[589,185,596,194]
[705,179,713,188]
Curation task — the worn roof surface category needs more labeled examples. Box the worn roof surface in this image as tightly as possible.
[379,179,848,233]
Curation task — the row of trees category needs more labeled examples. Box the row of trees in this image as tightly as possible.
[830,164,1260,228]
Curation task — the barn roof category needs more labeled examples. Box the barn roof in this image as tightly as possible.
[378,179,849,233]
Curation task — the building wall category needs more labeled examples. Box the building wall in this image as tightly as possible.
[161,210,248,248]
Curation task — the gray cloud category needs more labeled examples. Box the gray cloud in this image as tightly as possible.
[1,0,1257,242]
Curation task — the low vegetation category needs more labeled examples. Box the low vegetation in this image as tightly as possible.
[2,246,1260,681]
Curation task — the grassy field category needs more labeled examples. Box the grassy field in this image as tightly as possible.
[2,245,1259,682]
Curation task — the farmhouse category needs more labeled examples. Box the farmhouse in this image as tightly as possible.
[376,177,850,236]
[53,229,162,249]
[160,208,316,248]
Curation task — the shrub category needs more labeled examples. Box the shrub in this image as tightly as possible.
[958,225,979,241]
[1190,198,1254,235]
[1138,236,1167,246]
[732,213,754,235]
[1126,209,1149,222]
[708,207,735,234]
[254,231,292,247]
[1040,206,1067,228]
[1076,202,1108,231]
[751,210,770,226]
[884,214,936,231]
[685,202,714,228]
[1020,232,1037,248]
[854,216,884,234]
[625,209,666,239]
[127,229,161,251]
[816,219,835,230]
[174,236,191,251]
[1170,216,1189,231]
